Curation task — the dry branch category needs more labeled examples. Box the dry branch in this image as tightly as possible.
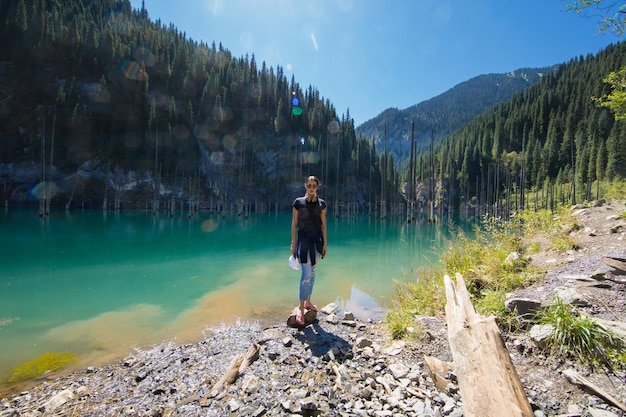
[424,355,455,391]
[563,369,626,413]
[205,343,260,400]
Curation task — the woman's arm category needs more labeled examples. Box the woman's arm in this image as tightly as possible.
[320,208,327,257]
[291,207,298,256]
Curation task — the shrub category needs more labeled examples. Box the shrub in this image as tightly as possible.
[537,297,625,370]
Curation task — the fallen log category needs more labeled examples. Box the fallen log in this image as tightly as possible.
[204,343,260,400]
[563,369,626,413]
[601,256,626,273]
[444,273,533,417]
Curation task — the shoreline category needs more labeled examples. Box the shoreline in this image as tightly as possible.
[0,302,387,398]
[1,307,462,417]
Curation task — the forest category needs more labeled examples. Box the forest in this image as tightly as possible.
[0,0,394,213]
[415,42,626,218]
[0,0,624,216]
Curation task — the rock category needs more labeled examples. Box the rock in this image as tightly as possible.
[355,337,373,349]
[381,341,405,356]
[325,313,340,324]
[595,318,626,342]
[388,362,410,379]
[42,389,75,413]
[504,251,520,266]
[587,408,620,417]
[554,286,590,307]
[505,296,543,317]
[529,324,554,348]
[251,405,267,417]
[241,374,260,394]
[227,398,241,411]
[321,303,339,314]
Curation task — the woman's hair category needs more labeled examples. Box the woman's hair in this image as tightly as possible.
[305,175,321,186]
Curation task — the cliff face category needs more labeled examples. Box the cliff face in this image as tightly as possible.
[1,160,187,210]
[0,159,352,212]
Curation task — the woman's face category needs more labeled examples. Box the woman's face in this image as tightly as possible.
[305,181,318,197]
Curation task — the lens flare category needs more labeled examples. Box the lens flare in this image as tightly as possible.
[223,134,239,149]
[210,152,224,165]
[201,219,219,233]
[292,107,303,116]
[120,59,145,80]
[212,106,233,123]
[30,182,60,200]
[300,152,320,164]
[133,47,155,67]
[327,120,340,134]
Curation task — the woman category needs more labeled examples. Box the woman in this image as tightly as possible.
[290,175,328,327]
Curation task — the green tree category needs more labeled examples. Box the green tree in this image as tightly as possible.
[592,68,626,120]
[565,1,626,120]
[564,0,626,36]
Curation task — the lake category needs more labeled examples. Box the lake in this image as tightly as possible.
[0,208,464,387]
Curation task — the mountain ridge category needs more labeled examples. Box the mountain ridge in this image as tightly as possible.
[356,66,555,162]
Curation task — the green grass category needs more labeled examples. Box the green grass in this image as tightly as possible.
[385,198,626,370]
[536,297,625,370]
[387,266,446,339]
[386,205,579,339]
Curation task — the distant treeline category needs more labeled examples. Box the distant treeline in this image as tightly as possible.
[0,0,623,214]
[0,0,399,210]
[410,42,626,215]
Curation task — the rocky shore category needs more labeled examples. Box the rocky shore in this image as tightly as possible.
[1,200,626,417]
[0,307,465,417]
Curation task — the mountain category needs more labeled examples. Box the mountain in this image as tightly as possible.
[412,42,626,212]
[356,68,554,163]
[0,0,392,210]
[0,0,622,213]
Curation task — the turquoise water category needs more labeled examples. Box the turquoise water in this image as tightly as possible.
[0,209,461,386]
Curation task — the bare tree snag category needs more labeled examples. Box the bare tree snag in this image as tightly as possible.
[444,273,533,417]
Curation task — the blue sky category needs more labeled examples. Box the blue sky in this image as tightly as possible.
[130,0,618,126]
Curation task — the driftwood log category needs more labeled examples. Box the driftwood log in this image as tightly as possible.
[444,273,533,417]
[601,256,626,273]
[204,343,260,400]
[563,369,626,413]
